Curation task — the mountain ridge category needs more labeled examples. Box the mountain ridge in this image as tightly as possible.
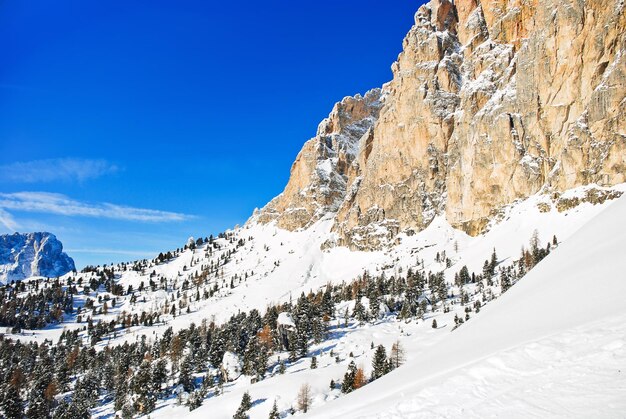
[256,0,626,250]
[0,231,75,283]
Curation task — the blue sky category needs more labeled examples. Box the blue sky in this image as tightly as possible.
[0,1,420,268]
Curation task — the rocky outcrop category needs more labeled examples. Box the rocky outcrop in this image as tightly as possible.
[257,0,626,249]
[444,0,626,235]
[255,89,383,230]
[0,232,75,282]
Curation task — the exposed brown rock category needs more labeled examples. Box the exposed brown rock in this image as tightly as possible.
[255,89,383,230]
[255,0,626,250]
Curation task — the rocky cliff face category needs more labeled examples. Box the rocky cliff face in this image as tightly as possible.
[0,232,75,282]
[257,0,626,249]
[256,89,383,230]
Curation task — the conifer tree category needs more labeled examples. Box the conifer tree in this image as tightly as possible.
[132,360,156,414]
[268,399,280,419]
[54,397,91,419]
[371,345,388,380]
[1,385,23,419]
[369,293,380,320]
[113,372,129,412]
[352,299,367,323]
[233,391,252,419]
[490,248,498,274]
[178,356,194,392]
[342,361,357,393]
[151,358,168,396]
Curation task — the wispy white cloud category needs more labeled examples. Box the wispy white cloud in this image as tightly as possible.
[0,208,20,231]
[0,192,193,222]
[65,248,155,257]
[0,158,119,183]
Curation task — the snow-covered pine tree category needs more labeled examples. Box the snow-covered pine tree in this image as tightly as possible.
[371,345,388,380]
[342,361,357,393]
[233,391,252,419]
[1,385,23,418]
[268,399,280,419]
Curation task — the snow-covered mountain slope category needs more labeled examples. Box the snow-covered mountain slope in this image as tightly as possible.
[1,185,622,419]
[307,193,626,418]
[2,185,626,419]
[77,183,624,419]
[7,184,622,348]
[0,232,75,283]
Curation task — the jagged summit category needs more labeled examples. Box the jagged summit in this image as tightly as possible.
[0,232,75,283]
[255,0,626,250]
[254,88,384,230]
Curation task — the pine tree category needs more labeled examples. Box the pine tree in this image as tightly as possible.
[321,284,335,317]
[121,401,135,419]
[341,361,357,393]
[458,266,471,285]
[268,399,280,419]
[1,385,24,419]
[187,388,206,411]
[26,392,50,419]
[370,293,380,319]
[151,358,168,396]
[371,345,387,380]
[490,248,498,274]
[352,299,367,323]
[501,268,511,293]
[482,260,492,279]
[132,360,156,414]
[179,355,194,392]
[233,391,252,419]
[53,398,90,419]
[243,337,260,376]
[310,356,317,369]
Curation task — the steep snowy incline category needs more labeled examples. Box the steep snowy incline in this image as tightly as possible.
[309,195,626,418]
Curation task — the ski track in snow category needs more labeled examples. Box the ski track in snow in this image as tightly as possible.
[370,315,626,419]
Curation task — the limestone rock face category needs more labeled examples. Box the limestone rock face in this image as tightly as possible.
[256,89,383,230]
[446,0,626,235]
[257,0,626,249]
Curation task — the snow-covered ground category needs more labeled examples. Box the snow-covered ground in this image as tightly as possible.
[308,190,626,418]
[10,184,622,344]
[5,184,625,418]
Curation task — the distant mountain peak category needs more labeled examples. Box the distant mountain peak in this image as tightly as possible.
[0,232,75,283]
